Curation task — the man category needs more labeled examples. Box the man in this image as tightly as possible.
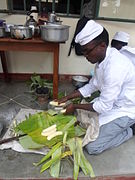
[111,31,129,50]
[111,31,135,66]
[58,20,135,154]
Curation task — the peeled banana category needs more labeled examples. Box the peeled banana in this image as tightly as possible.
[47,131,63,140]
[49,101,65,107]
[41,124,63,140]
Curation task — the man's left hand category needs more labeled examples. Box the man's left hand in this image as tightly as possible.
[64,103,75,115]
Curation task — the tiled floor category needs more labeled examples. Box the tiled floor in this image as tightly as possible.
[0,80,135,179]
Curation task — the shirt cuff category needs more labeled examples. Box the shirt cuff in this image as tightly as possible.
[78,87,91,98]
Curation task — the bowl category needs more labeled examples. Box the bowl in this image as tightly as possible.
[10,25,32,39]
[72,75,89,88]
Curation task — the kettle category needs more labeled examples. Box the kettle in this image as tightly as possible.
[25,15,37,27]
[25,15,38,36]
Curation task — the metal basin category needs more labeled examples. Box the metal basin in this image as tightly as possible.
[40,24,70,42]
[72,75,89,88]
[10,25,32,39]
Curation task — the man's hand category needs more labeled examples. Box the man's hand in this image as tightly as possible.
[57,90,81,105]
[64,103,75,115]
[57,96,69,104]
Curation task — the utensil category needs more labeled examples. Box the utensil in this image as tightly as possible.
[10,25,33,39]
[0,19,5,27]
[40,24,70,42]
[0,26,6,37]
[25,15,38,36]
[48,11,57,23]
[72,75,89,88]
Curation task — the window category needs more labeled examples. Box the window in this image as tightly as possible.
[0,0,97,18]
[96,0,135,23]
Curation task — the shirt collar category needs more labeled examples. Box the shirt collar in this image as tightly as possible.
[96,46,111,68]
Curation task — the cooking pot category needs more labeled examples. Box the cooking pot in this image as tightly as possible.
[0,26,6,37]
[40,24,70,42]
[10,25,32,39]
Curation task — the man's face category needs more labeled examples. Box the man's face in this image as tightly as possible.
[81,40,106,64]
[112,44,123,50]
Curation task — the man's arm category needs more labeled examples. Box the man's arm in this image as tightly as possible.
[58,90,82,103]
[65,102,96,114]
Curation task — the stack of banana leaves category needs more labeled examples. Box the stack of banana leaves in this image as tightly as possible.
[14,111,95,179]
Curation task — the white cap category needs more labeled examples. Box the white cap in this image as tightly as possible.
[75,20,103,46]
[112,31,130,43]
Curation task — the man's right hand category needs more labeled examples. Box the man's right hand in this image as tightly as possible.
[57,96,69,104]
[57,90,81,105]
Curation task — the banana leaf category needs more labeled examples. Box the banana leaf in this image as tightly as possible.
[19,135,44,149]
[15,112,78,148]
[33,142,62,166]
[14,111,95,179]
[40,154,61,173]
[77,138,95,178]
[67,138,95,179]
[67,138,80,180]
[74,125,86,137]
[74,141,81,180]
[50,146,62,178]
[15,112,76,134]
[40,150,72,173]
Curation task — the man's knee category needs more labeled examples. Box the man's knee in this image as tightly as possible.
[85,142,104,155]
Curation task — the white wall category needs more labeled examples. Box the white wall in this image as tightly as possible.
[0,14,135,75]
[0,0,7,9]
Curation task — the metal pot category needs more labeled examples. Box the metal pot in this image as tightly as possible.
[10,25,32,39]
[72,75,89,88]
[40,24,70,42]
[0,26,6,37]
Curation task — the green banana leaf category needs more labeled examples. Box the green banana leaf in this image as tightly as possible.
[50,146,62,178]
[77,138,95,178]
[15,112,78,148]
[19,135,44,149]
[14,111,94,180]
[33,142,62,166]
[40,154,61,173]
[74,125,86,137]
[40,150,72,174]
[67,138,80,180]
[67,138,95,179]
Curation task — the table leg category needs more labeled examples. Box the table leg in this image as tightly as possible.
[53,44,59,99]
[0,51,9,81]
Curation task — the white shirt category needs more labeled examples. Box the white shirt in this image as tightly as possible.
[120,46,135,66]
[79,47,135,126]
